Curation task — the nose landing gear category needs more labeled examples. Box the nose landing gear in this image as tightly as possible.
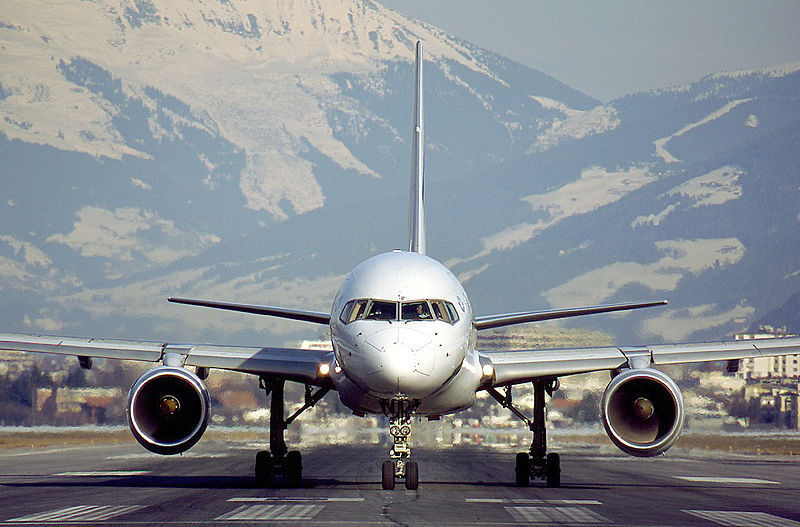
[381,398,420,490]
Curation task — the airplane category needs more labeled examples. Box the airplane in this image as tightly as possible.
[3,41,800,491]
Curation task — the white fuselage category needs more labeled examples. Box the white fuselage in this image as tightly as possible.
[329,251,483,415]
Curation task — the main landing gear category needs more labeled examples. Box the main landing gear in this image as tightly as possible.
[380,398,420,490]
[488,378,561,488]
[255,377,329,488]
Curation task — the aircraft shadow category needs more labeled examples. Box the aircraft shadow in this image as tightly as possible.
[4,475,798,492]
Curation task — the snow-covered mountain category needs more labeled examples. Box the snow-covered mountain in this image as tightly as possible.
[2,0,799,346]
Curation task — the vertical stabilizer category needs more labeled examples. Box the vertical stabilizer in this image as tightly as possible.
[408,41,425,254]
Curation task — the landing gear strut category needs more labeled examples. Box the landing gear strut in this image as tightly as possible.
[488,378,561,487]
[381,398,420,490]
[255,377,329,487]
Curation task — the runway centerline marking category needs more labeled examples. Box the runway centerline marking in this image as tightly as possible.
[685,510,800,527]
[675,476,780,485]
[7,505,144,523]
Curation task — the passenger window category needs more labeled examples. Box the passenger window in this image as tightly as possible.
[401,301,432,321]
[365,300,397,320]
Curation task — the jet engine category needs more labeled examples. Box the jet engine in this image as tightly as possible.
[127,366,210,455]
[600,368,684,457]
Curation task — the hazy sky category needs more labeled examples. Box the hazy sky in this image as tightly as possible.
[379,0,800,102]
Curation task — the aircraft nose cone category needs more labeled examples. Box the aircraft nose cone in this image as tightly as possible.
[381,341,416,380]
[363,327,435,397]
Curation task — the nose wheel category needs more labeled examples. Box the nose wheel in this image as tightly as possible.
[381,399,419,490]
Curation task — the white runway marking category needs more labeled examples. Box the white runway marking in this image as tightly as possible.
[228,497,364,502]
[216,504,325,521]
[675,476,780,485]
[466,498,601,505]
[53,470,149,477]
[7,505,143,523]
[685,510,800,527]
[505,506,608,524]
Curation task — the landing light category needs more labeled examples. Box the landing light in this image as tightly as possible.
[319,363,331,376]
[482,364,494,377]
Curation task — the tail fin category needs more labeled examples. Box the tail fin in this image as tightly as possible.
[408,40,425,254]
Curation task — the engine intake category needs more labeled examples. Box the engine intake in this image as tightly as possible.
[127,366,210,455]
[601,368,684,457]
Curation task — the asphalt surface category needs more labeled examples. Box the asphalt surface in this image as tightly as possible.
[1,437,799,526]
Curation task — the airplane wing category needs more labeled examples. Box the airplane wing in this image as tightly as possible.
[474,300,667,330]
[167,297,331,325]
[480,336,800,386]
[0,332,333,386]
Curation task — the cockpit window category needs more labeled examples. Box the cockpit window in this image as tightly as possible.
[445,301,460,324]
[401,301,432,320]
[340,299,369,323]
[365,300,397,320]
[430,299,459,324]
[340,298,459,325]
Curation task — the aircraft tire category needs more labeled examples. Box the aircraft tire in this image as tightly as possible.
[405,461,419,490]
[381,461,395,490]
[255,451,272,486]
[515,452,530,487]
[286,450,302,488]
[545,452,560,488]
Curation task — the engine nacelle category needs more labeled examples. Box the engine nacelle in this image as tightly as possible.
[601,368,684,457]
[127,366,210,455]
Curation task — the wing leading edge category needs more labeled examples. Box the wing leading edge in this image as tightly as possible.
[167,297,331,325]
[481,336,800,386]
[0,332,333,386]
[474,300,667,330]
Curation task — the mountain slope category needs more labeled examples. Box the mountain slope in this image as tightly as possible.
[1,0,798,346]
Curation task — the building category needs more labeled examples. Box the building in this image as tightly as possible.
[736,327,800,379]
[35,387,123,424]
[742,380,800,429]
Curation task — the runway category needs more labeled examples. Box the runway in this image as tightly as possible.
[1,438,799,526]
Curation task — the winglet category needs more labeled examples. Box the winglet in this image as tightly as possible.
[408,40,426,254]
